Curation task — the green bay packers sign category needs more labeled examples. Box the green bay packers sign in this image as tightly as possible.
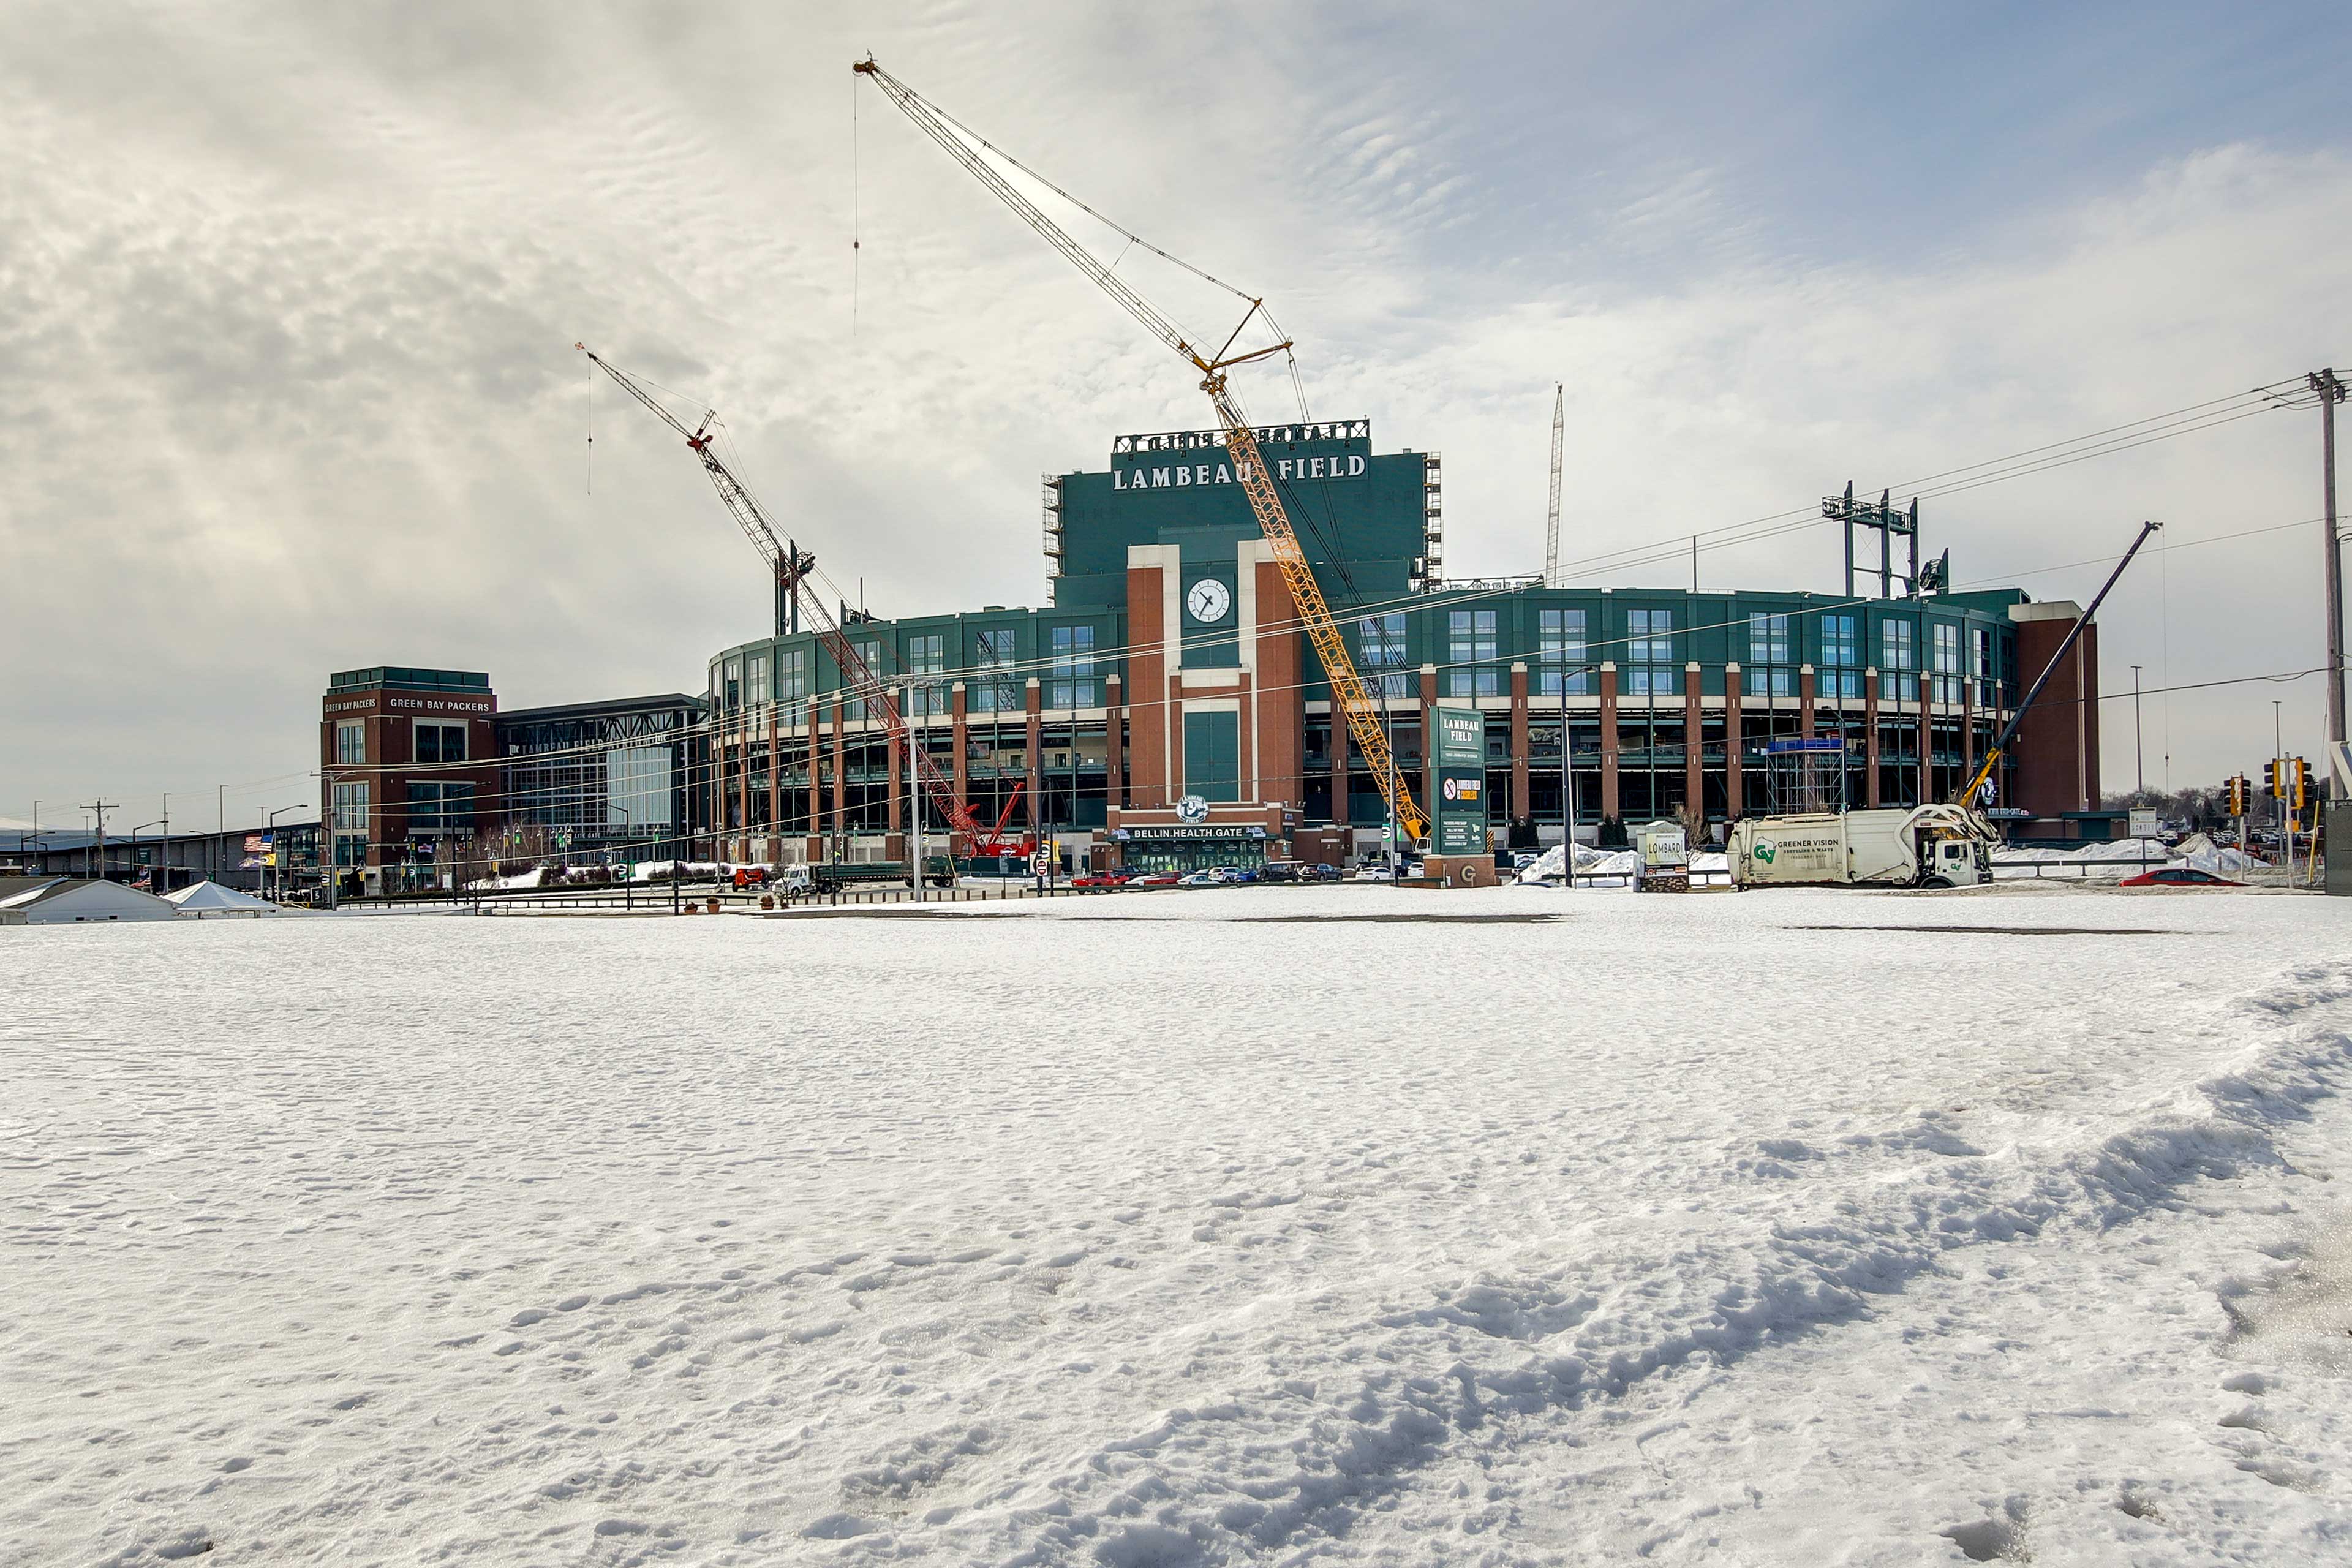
[1433,705,1487,854]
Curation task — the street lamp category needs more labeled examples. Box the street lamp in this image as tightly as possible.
[129,820,164,889]
[266,804,307,902]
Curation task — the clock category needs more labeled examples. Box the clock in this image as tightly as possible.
[1186,578,1232,624]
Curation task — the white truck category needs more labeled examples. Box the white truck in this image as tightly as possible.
[1729,804,1992,889]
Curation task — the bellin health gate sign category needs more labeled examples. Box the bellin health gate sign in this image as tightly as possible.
[1434,706,1487,856]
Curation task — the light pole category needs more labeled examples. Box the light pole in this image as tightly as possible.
[2130,665,2144,797]
[129,821,164,888]
[266,804,306,902]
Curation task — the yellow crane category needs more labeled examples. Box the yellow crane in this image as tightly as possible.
[853,57,1428,840]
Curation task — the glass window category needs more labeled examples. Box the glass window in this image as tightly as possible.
[331,781,369,832]
[336,721,365,766]
[1538,608,1589,696]
[747,653,769,707]
[722,658,742,711]
[1748,612,1793,698]
[1447,608,1498,698]
[973,628,1020,714]
[1627,609,1678,696]
[905,633,946,717]
[1358,612,1408,700]
[1932,622,1962,703]
[415,721,466,764]
[850,638,883,682]
[1822,614,1861,701]
[780,646,809,704]
[1049,624,1098,708]
[1971,627,1993,706]
[1880,620,1915,700]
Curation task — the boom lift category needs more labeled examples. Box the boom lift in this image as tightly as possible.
[853,57,1428,841]
[577,342,999,856]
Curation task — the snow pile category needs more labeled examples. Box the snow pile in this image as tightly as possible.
[6,892,2350,1564]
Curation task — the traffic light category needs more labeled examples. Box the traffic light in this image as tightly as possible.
[2292,757,2310,812]
[2226,775,2247,817]
[2263,760,2280,800]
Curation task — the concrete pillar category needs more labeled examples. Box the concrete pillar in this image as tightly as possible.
[1509,662,1530,826]
[1599,661,1621,823]
[1683,662,1703,818]
[1725,662,1744,818]
[1918,670,1934,806]
[735,714,749,860]
[1799,664,1817,740]
[1025,678,1044,834]
[1864,666,1882,809]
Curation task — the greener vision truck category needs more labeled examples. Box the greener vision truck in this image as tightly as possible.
[1730,805,1991,889]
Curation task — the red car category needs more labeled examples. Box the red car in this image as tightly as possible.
[2118,867,2241,888]
[1071,872,1129,889]
[1130,871,1182,888]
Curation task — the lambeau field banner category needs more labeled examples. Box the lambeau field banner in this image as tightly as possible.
[1433,706,1487,855]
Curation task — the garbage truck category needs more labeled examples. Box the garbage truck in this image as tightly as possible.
[1730,804,1992,889]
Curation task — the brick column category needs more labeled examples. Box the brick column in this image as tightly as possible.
[1799,664,1817,740]
[1864,666,1882,809]
[830,699,847,834]
[1509,662,1530,826]
[886,689,903,833]
[1599,661,1621,822]
[1330,706,1350,828]
[767,703,782,861]
[1962,674,1976,782]
[1419,665,1439,839]
[1106,674,1125,810]
[1918,671,1934,806]
[1025,678,1044,834]
[1724,662,1744,818]
[950,682,970,823]
[735,715,749,859]
[805,696,822,837]
[1683,661,1702,819]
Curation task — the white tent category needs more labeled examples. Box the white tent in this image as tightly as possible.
[0,878,179,925]
[165,880,281,918]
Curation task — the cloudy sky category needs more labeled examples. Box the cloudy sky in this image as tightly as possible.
[4,0,2348,831]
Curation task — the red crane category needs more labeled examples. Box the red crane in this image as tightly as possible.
[578,343,995,853]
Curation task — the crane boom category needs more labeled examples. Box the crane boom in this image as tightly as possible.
[1544,383,1564,588]
[854,57,1428,841]
[576,343,991,848]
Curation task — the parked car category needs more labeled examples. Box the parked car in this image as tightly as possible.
[2118,867,2242,888]
[1071,872,1128,889]
[1225,867,1261,885]
[1131,870,1182,888]
[1301,862,1341,883]
[1177,869,1227,888]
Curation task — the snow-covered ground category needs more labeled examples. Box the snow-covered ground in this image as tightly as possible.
[4,885,2349,1564]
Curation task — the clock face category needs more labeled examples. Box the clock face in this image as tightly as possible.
[1186,578,1232,624]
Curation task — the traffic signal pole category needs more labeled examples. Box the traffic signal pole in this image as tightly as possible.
[2312,371,2345,778]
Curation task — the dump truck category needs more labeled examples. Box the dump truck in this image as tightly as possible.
[1730,805,1991,889]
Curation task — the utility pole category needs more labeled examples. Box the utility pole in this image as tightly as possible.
[2311,369,2345,782]
[2130,665,2144,796]
[160,794,170,895]
[82,800,117,881]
